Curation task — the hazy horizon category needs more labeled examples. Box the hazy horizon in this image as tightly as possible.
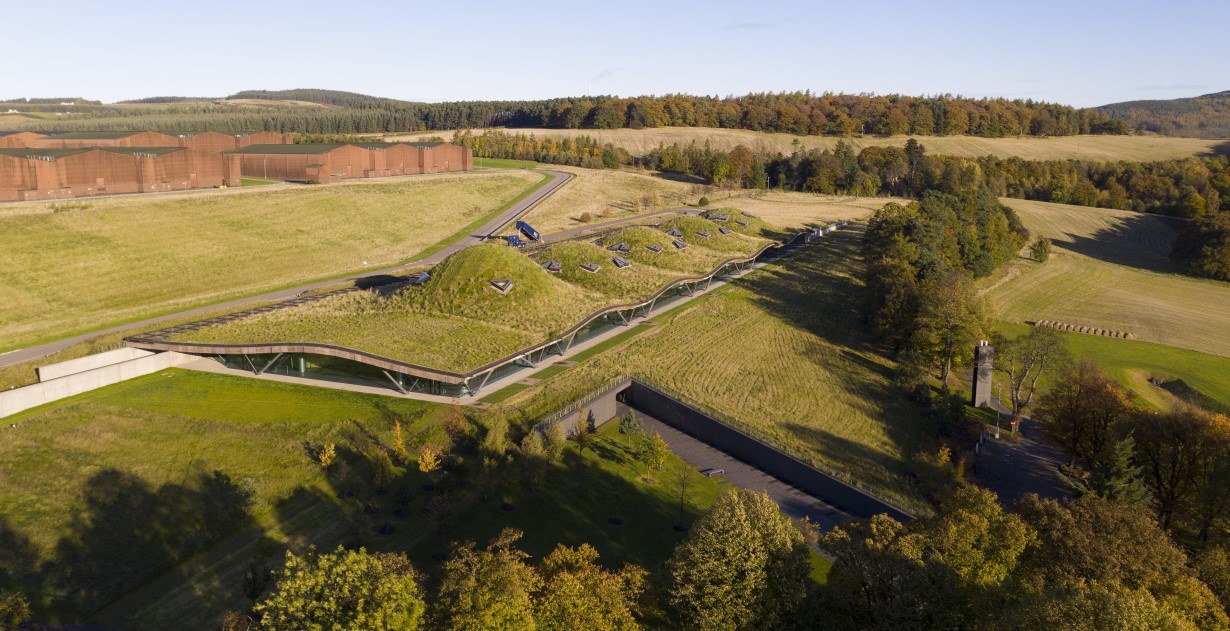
[5,0,1226,108]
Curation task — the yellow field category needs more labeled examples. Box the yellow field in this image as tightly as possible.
[384,127,1223,161]
[512,166,697,234]
[723,190,908,227]
[514,167,903,237]
[0,171,543,351]
[985,199,1230,358]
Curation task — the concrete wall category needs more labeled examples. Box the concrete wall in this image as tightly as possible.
[623,380,915,522]
[37,347,154,382]
[1,351,195,419]
[536,378,630,437]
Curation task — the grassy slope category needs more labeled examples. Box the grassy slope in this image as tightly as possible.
[175,221,773,371]
[0,369,751,628]
[986,199,1230,358]
[0,171,543,352]
[0,370,438,621]
[489,227,934,512]
[386,127,1224,161]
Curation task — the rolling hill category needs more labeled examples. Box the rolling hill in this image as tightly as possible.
[1097,90,1230,138]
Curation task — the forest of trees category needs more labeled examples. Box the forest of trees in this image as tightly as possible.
[1097,90,1230,138]
[1171,211,1230,281]
[2,90,1130,137]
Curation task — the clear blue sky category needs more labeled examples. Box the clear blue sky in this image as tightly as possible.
[6,0,1226,107]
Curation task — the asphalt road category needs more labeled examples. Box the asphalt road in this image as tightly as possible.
[0,169,573,370]
[620,403,852,531]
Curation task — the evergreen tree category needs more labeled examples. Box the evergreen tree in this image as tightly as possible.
[1087,433,1150,505]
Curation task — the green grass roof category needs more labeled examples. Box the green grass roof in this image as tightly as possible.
[47,131,163,139]
[0,148,91,160]
[103,146,187,157]
[228,144,347,155]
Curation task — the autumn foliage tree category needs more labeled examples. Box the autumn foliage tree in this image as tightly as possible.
[254,546,425,630]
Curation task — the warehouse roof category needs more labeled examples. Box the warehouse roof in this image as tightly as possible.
[46,131,173,139]
[173,131,277,138]
[228,144,349,155]
[103,146,187,157]
[0,131,45,137]
[407,142,444,148]
[0,148,91,160]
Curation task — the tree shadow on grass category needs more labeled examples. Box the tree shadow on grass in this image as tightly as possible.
[1051,212,1181,273]
[0,467,262,626]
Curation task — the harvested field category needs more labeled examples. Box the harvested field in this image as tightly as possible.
[986,199,1230,358]
[385,127,1224,161]
[499,165,697,235]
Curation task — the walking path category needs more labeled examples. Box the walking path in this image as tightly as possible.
[622,402,851,531]
[0,170,573,371]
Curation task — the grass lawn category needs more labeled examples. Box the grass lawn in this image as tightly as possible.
[996,322,1230,413]
[986,199,1230,358]
[0,369,439,622]
[472,157,540,169]
[0,170,545,352]
[238,177,279,186]
[488,226,936,514]
[386,127,1224,162]
[0,367,800,629]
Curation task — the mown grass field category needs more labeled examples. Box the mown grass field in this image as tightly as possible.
[986,199,1230,358]
[0,368,756,629]
[489,227,935,513]
[386,127,1225,161]
[996,322,1230,414]
[0,171,545,352]
[174,219,774,371]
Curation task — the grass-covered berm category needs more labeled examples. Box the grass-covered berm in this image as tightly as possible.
[174,216,775,370]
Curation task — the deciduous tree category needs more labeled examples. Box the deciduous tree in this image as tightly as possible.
[435,529,540,631]
[534,544,647,630]
[666,490,812,630]
[254,546,425,630]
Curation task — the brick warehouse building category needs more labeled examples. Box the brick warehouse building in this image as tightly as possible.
[0,131,47,148]
[226,142,472,183]
[0,146,227,201]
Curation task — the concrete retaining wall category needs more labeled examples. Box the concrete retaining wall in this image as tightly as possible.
[539,378,630,436]
[2,351,195,419]
[623,381,914,522]
[37,347,154,382]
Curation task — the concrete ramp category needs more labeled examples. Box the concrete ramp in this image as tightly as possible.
[2,350,195,419]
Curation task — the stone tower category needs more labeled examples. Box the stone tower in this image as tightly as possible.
[971,340,994,408]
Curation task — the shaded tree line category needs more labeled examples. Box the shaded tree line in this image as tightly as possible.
[1171,211,1230,281]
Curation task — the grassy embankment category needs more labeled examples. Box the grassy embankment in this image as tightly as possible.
[172,214,776,371]
[0,171,546,353]
[386,127,1225,161]
[483,226,936,514]
[0,369,748,629]
[983,198,1230,410]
